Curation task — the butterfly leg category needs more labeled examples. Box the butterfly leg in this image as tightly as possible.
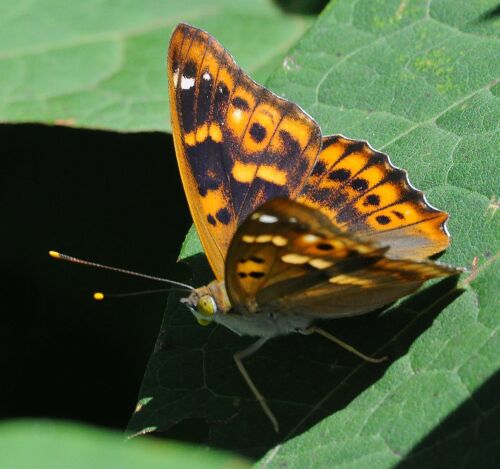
[233,337,279,433]
[302,326,387,364]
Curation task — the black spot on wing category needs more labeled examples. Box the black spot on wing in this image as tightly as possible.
[216,207,231,224]
[279,129,301,156]
[366,152,386,167]
[392,210,405,219]
[186,139,224,196]
[197,70,213,125]
[232,96,250,110]
[376,215,391,225]
[197,177,221,197]
[385,167,407,184]
[249,271,265,279]
[180,60,197,133]
[249,256,265,263]
[364,194,380,206]
[351,178,369,192]
[183,60,196,78]
[249,122,266,143]
[207,214,216,226]
[329,168,350,182]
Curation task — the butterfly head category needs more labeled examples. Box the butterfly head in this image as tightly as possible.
[180,281,231,326]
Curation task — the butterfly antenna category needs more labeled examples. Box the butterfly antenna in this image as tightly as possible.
[49,251,195,292]
[93,287,192,301]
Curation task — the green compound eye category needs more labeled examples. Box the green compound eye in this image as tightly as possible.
[196,295,217,326]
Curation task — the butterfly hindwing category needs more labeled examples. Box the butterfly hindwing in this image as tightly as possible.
[298,135,450,260]
[168,24,322,279]
[226,198,459,317]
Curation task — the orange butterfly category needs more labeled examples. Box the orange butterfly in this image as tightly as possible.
[167,23,462,431]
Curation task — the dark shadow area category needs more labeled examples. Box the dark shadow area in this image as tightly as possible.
[476,3,500,21]
[0,124,191,429]
[1,123,471,461]
[396,370,500,468]
[273,0,328,15]
[129,251,464,458]
[289,276,464,435]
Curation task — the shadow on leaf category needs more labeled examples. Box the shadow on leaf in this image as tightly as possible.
[272,0,328,15]
[128,254,463,459]
[475,3,500,21]
[396,370,500,467]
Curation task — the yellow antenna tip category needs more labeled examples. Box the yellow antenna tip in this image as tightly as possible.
[93,292,105,301]
[49,250,61,258]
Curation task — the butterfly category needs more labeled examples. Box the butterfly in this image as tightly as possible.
[167,23,461,432]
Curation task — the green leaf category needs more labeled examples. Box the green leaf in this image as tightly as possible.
[0,0,312,131]
[0,420,250,469]
[129,0,500,465]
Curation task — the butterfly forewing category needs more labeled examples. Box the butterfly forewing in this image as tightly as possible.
[298,135,450,260]
[168,24,322,279]
[226,198,459,317]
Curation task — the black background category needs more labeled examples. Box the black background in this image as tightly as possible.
[0,0,331,436]
[2,120,499,466]
[1,123,191,429]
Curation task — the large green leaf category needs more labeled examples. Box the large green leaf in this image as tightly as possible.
[129,0,499,465]
[0,420,250,469]
[0,0,312,131]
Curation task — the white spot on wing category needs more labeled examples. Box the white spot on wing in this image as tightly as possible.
[308,258,333,269]
[281,253,310,264]
[301,234,320,243]
[232,109,243,121]
[181,76,195,90]
[259,214,278,224]
[203,72,211,81]
[172,68,179,88]
[256,234,273,243]
[272,235,288,247]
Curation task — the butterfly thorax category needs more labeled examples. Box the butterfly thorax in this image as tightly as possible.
[185,280,231,314]
[181,280,312,338]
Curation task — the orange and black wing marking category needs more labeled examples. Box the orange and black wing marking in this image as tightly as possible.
[225,199,459,317]
[298,136,450,260]
[168,24,322,280]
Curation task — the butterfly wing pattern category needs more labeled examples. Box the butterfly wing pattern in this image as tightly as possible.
[168,23,322,280]
[169,23,461,431]
[299,135,450,260]
[169,23,458,316]
[226,198,457,319]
